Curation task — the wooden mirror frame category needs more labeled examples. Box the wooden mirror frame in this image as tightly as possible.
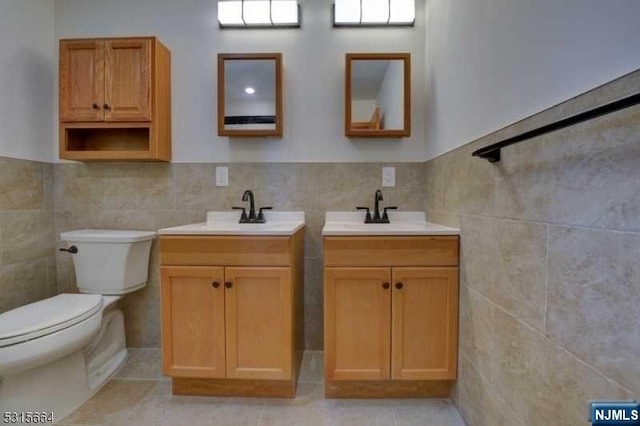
[218,53,283,137]
[345,53,411,138]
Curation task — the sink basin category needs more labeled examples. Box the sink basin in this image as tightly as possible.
[322,212,459,236]
[158,211,305,236]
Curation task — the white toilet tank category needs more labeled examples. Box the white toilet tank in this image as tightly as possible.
[60,230,156,295]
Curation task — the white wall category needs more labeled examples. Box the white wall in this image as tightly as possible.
[0,1,55,162]
[376,60,404,129]
[352,100,377,122]
[55,0,426,163]
[424,0,640,160]
[226,100,275,117]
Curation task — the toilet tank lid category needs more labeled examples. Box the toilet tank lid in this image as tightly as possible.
[61,229,156,243]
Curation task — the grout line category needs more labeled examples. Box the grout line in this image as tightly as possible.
[427,210,640,237]
[543,224,550,334]
[513,217,640,236]
[465,284,637,397]
[0,211,3,265]
[460,352,526,426]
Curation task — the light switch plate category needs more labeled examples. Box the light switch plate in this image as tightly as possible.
[382,166,396,187]
[216,166,229,187]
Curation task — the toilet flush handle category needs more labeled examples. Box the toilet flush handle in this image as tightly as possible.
[59,245,78,254]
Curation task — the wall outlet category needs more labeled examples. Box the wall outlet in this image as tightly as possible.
[382,166,396,187]
[215,166,229,187]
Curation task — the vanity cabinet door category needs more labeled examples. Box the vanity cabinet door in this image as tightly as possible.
[59,40,104,122]
[324,267,392,381]
[391,267,458,380]
[224,267,292,380]
[161,266,226,378]
[104,39,152,121]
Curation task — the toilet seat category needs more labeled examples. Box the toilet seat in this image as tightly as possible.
[0,294,103,348]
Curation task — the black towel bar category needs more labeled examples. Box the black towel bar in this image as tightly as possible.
[472,92,640,162]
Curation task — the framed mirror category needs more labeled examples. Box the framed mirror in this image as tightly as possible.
[218,53,283,137]
[345,53,411,138]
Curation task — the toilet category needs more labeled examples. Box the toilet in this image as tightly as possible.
[0,229,155,421]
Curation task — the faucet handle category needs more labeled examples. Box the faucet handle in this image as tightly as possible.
[382,206,398,222]
[257,207,273,223]
[356,206,372,223]
[232,206,248,223]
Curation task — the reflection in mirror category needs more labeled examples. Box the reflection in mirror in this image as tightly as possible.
[346,53,410,138]
[218,53,283,137]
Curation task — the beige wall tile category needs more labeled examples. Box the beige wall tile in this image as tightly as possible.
[0,258,49,313]
[298,350,324,384]
[122,302,161,348]
[495,107,640,232]
[491,306,632,425]
[55,163,175,211]
[460,216,547,331]
[459,354,524,426]
[426,211,461,228]
[304,303,323,350]
[1,210,54,263]
[441,144,495,216]
[547,225,640,396]
[459,285,497,383]
[303,257,322,306]
[42,162,54,210]
[46,255,57,297]
[303,212,324,259]
[424,155,446,213]
[0,156,45,210]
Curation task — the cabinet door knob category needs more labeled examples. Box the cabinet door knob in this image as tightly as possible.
[212,281,220,288]
[103,103,111,110]
[382,282,390,289]
[92,103,100,110]
[395,282,404,290]
[225,281,233,289]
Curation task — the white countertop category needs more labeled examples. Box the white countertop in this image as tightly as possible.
[158,211,305,236]
[322,212,460,236]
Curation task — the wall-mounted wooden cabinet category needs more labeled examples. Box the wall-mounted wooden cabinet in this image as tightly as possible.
[323,236,459,398]
[159,232,304,398]
[59,37,171,161]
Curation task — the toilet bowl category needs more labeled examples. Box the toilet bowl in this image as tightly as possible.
[0,229,155,422]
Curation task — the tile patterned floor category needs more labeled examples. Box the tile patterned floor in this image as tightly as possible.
[57,350,466,426]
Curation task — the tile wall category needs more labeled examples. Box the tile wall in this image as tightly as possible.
[424,70,640,425]
[0,156,56,313]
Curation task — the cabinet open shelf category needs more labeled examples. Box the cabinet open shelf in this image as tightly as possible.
[60,123,168,161]
[66,126,149,151]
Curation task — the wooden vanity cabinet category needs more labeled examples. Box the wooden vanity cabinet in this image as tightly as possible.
[323,236,459,398]
[159,231,303,398]
[59,37,171,161]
